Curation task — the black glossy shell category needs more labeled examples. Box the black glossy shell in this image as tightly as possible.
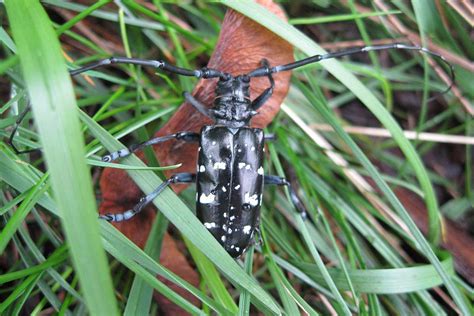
[196,125,264,257]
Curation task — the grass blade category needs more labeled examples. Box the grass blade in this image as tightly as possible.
[4,1,118,314]
[0,174,49,253]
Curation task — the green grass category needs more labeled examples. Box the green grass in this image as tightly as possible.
[1,1,472,315]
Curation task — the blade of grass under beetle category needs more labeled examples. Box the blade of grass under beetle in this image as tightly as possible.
[238,245,254,316]
[4,1,118,314]
[79,111,282,314]
[217,14,471,312]
[184,239,239,313]
[260,225,300,315]
[298,217,351,316]
[261,225,319,316]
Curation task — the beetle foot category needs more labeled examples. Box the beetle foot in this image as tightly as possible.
[98,213,114,221]
[101,148,131,162]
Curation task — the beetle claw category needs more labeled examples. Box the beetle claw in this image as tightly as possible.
[98,213,114,221]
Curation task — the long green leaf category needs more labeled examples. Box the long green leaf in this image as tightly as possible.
[4,1,118,314]
[280,252,455,294]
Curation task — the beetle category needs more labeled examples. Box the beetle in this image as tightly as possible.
[16,43,454,258]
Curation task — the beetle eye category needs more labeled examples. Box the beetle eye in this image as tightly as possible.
[242,203,251,211]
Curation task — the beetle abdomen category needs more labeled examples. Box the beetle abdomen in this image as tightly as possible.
[196,125,264,257]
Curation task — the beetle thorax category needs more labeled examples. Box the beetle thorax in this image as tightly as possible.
[211,75,256,128]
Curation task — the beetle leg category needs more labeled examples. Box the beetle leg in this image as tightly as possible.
[264,134,276,142]
[70,57,226,79]
[264,175,307,219]
[102,132,199,162]
[183,92,213,119]
[251,227,263,247]
[250,59,275,111]
[100,172,195,222]
[247,44,454,99]
[8,102,41,155]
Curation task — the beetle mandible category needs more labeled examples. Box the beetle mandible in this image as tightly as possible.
[70,43,454,258]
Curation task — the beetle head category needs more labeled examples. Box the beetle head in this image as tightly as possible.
[212,75,256,128]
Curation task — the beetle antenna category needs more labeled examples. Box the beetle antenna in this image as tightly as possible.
[247,43,455,99]
[70,57,225,79]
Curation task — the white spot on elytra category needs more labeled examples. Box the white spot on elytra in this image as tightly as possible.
[222,186,227,192]
[244,192,259,206]
[238,162,245,169]
[243,225,251,234]
[221,235,226,242]
[238,149,242,152]
[222,224,227,230]
[228,228,233,233]
[230,206,235,210]
[234,185,240,190]
[213,161,226,170]
[212,141,217,145]
[199,165,205,172]
[204,222,216,229]
[251,146,255,151]
[230,216,235,221]
[199,193,215,204]
[245,164,251,170]
[230,245,234,249]
[223,212,228,218]
[257,166,264,175]
[235,247,240,252]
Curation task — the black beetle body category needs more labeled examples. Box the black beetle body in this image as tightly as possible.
[196,125,264,257]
